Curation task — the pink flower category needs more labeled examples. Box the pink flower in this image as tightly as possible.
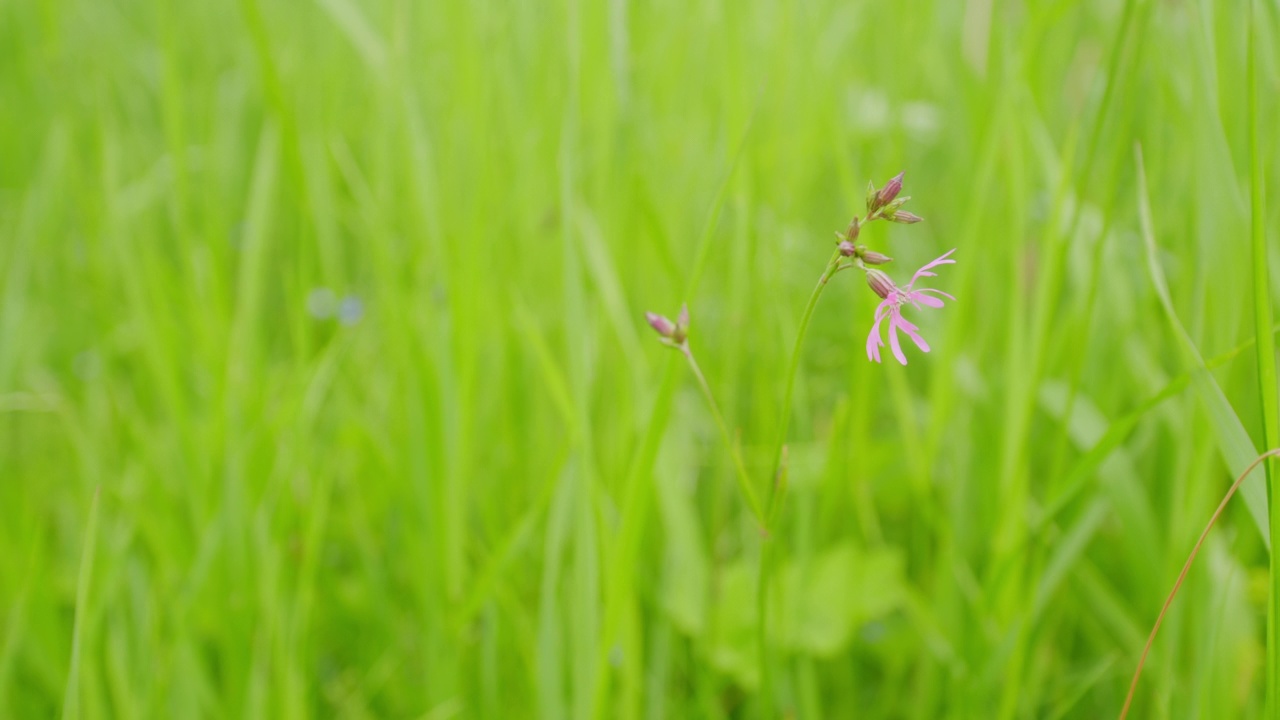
[865,249,956,365]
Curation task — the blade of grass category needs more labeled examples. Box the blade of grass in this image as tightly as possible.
[1045,654,1118,720]
[61,486,101,720]
[559,3,601,716]
[576,209,650,378]
[599,89,764,718]
[1135,144,1269,546]
[1119,449,1280,720]
[1246,0,1280,708]
[1035,325,1280,529]
[537,469,574,720]
[682,346,764,524]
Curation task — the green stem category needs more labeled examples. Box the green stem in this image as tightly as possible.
[682,346,766,527]
[759,246,845,717]
[768,248,845,505]
[1246,0,1280,710]
[757,531,776,717]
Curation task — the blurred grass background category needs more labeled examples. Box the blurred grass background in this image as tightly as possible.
[2,0,1279,717]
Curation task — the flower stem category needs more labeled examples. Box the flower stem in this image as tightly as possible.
[768,248,845,505]
[681,346,766,527]
[759,246,844,717]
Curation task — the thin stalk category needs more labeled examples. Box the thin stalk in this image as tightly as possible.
[682,345,766,527]
[756,444,791,718]
[1119,449,1280,720]
[768,248,845,503]
[1246,0,1280,709]
[759,245,846,717]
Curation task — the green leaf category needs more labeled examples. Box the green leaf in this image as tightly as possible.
[775,543,906,657]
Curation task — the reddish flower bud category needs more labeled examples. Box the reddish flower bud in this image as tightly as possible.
[838,240,857,257]
[845,217,861,241]
[646,305,690,345]
[861,250,893,265]
[889,210,923,224]
[645,312,676,338]
[876,172,904,209]
[865,269,896,299]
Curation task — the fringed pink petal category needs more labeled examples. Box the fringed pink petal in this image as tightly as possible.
[887,310,908,365]
[894,314,931,353]
[893,314,919,333]
[907,291,945,308]
[908,248,957,288]
[917,288,956,302]
[866,312,885,362]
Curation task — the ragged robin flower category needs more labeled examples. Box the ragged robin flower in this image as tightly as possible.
[865,249,956,365]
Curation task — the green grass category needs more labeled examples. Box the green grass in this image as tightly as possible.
[1,0,1278,717]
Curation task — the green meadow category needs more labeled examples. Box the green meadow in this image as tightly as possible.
[2,0,1279,717]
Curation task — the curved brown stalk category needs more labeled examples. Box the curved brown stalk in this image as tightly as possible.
[1119,448,1280,720]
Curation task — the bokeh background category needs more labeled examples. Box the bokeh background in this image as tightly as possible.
[3,0,1279,717]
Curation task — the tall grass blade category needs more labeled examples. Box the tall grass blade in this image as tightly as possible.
[60,487,101,720]
[1119,450,1280,719]
[1246,0,1280,706]
[1135,144,1269,545]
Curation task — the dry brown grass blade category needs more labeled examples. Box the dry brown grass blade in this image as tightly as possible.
[1119,448,1280,719]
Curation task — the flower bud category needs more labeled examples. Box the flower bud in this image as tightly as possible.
[865,269,896,299]
[882,196,910,214]
[838,240,857,257]
[845,217,860,241]
[865,180,877,214]
[675,303,690,342]
[888,210,923,224]
[860,250,893,265]
[645,311,676,338]
[875,172,904,209]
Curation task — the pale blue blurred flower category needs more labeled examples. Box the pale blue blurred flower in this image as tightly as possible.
[338,295,364,326]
